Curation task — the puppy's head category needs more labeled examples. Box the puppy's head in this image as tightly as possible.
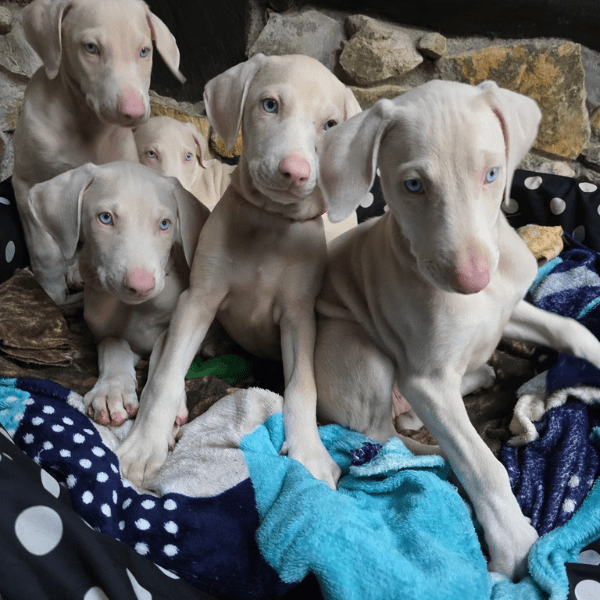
[204,54,361,214]
[134,116,215,193]
[23,0,185,127]
[27,162,208,305]
[319,80,541,294]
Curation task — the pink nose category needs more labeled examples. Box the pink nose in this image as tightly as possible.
[125,268,155,296]
[452,258,490,294]
[118,90,146,119]
[279,154,311,186]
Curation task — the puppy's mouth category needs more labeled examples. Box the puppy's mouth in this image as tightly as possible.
[103,279,164,305]
[253,172,317,202]
[86,97,150,128]
[98,109,150,129]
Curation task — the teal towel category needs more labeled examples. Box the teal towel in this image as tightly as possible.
[240,413,490,600]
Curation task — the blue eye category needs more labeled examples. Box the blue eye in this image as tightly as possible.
[184,152,194,162]
[140,47,151,58]
[324,120,337,131]
[486,167,500,183]
[98,212,113,225]
[84,43,99,55]
[405,178,424,194]
[263,98,278,113]
[159,219,171,231]
[146,150,157,159]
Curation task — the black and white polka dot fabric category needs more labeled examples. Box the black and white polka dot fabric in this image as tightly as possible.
[0,422,218,600]
[568,540,600,600]
[504,170,600,252]
[0,177,29,284]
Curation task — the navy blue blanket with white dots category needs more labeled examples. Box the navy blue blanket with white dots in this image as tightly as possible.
[0,178,29,285]
[500,237,600,540]
[506,171,600,252]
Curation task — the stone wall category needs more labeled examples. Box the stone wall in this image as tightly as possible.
[3,0,600,184]
[0,1,39,182]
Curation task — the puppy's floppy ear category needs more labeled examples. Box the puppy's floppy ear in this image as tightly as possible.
[27,163,96,260]
[478,81,542,206]
[22,0,72,80]
[146,11,186,84]
[171,178,210,268]
[203,53,268,153]
[319,98,396,223]
[184,122,216,168]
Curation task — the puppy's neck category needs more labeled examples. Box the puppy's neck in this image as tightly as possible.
[232,157,326,222]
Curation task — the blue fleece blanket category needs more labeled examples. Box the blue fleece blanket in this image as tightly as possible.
[526,237,600,396]
[500,238,600,539]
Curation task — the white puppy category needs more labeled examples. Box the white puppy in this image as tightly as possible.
[134,116,235,212]
[314,80,600,580]
[27,161,208,426]
[116,54,362,489]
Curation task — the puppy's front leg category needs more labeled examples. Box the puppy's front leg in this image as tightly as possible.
[400,374,538,580]
[117,285,224,487]
[84,337,140,426]
[504,300,600,368]
[279,308,341,489]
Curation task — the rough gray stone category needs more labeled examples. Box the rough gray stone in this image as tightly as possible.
[0,3,41,79]
[350,83,410,109]
[582,45,600,112]
[417,32,447,60]
[0,130,14,182]
[345,14,392,39]
[248,9,344,71]
[340,15,423,85]
[519,152,578,178]
[0,74,26,131]
[582,143,600,168]
[0,5,12,34]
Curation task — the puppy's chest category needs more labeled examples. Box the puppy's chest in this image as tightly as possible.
[381,273,524,371]
[214,222,325,358]
[85,276,183,355]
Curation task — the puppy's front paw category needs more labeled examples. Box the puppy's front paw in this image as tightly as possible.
[116,426,174,488]
[487,519,538,581]
[84,377,138,426]
[284,439,341,490]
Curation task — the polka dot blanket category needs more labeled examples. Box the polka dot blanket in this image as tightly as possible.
[2,377,600,600]
[0,177,29,285]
